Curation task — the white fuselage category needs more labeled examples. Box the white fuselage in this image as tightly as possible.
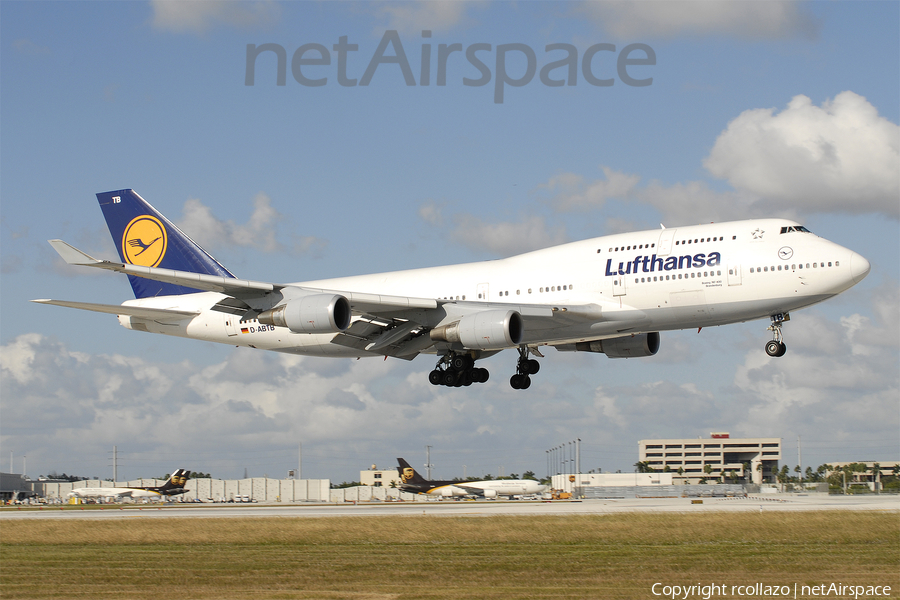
[117,219,869,357]
[67,487,161,499]
[428,480,548,497]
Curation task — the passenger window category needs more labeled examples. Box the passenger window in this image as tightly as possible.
[828,262,832,267]
[835,261,839,267]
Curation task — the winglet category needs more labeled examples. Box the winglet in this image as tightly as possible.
[48,239,102,266]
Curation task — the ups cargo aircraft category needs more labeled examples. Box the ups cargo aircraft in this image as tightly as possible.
[397,458,547,498]
[35,190,870,390]
[67,469,191,500]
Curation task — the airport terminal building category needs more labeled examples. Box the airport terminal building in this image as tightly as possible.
[639,433,781,484]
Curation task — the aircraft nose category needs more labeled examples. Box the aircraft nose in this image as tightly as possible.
[850,252,871,284]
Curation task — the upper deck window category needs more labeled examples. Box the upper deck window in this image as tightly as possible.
[780,225,812,234]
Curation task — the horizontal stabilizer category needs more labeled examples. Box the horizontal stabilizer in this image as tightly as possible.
[31,299,198,321]
[47,239,275,297]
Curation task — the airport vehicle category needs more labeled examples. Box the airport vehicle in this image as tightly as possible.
[397,458,547,498]
[35,189,870,389]
[67,468,191,500]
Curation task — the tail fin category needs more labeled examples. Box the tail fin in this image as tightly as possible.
[397,458,430,485]
[97,189,234,298]
[157,469,192,495]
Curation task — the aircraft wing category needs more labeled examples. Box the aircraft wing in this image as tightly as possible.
[31,299,199,321]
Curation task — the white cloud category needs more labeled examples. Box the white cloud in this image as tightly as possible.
[704,92,900,218]
[534,92,899,225]
[731,299,899,446]
[542,166,640,212]
[448,213,569,257]
[175,192,325,255]
[150,0,280,34]
[578,0,820,40]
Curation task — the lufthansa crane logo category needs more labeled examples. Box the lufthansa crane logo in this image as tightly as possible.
[122,216,167,267]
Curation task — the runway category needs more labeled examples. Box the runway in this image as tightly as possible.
[2,494,897,520]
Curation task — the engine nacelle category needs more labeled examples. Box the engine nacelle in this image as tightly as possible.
[430,310,523,350]
[258,294,351,334]
[575,332,660,358]
[482,489,498,499]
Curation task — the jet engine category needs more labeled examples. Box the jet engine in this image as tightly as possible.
[258,294,351,334]
[482,489,498,499]
[574,332,660,358]
[430,310,523,350]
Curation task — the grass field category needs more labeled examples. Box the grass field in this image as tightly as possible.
[2,512,897,599]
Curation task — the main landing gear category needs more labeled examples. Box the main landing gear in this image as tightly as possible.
[427,347,543,390]
[428,353,490,387]
[765,313,789,357]
[510,346,541,390]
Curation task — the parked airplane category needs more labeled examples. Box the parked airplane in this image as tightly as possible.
[35,190,870,389]
[397,458,546,498]
[67,469,191,500]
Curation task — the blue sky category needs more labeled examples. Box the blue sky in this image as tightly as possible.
[2,1,897,483]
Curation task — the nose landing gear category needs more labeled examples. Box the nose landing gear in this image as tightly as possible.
[510,346,541,390]
[765,313,788,357]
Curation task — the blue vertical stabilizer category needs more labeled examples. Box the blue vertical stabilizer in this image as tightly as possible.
[97,189,234,298]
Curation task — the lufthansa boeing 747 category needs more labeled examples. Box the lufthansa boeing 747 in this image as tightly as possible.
[34,190,870,389]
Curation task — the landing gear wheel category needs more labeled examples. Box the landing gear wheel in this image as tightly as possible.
[765,314,789,358]
[472,368,489,383]
[428,353,490,387]
[450,354,471,371]
[510,374,532,389]
[525,359,540,375]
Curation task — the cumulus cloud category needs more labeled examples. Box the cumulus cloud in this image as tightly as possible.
[704,92,900,217]
[542,166,641,212]
[150,0,280,34]
[578,0,820,40]
[174,192,325,255]
[731,291,899,448]
[535,92,899,225]
[447,213,569,257]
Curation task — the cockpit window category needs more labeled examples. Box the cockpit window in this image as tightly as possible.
[780,225,812,234]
